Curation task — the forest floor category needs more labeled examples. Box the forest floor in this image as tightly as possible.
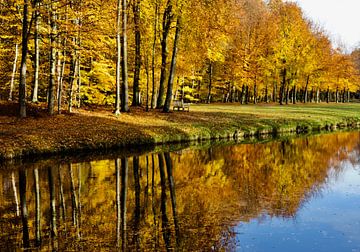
[1,101,360,160]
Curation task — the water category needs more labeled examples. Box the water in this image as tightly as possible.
[0,132,360,251]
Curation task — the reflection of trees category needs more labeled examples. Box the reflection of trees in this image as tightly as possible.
[19,169,29,248]
[0,132,359,251]
[121,157,128,251]
[34,168,41,246]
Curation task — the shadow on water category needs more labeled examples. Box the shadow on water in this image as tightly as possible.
[0,131,360,250]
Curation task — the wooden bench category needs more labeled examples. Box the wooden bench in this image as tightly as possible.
[173,100,190,112]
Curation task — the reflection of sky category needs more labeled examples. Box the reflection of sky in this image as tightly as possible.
[235,158,360,252]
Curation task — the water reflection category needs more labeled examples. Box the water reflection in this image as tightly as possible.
[0,132,360,251]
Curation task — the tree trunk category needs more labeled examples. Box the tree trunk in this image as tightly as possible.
[336,87,339,103]
[132,0,141,106]
[207,62,212,103]
[240,84,245,104]
[293,85,297,104]
[253,83,257,104]
[19,0,29,118]
[151,1,159,109]
[76,32,81,108]
[326,86,330,103]
[114,0,121,115]
[273,82,277,103]
[164,11,182,113]
[157,0,172,108]
[316,88,320,103]
[304,75,309,103]
[279,68,286,105]
[48,3,56,115]
[145,55,150,112]
[121,0,129,112]
[265,82,268,103]
[285,86,289,105]
[68,51,78,113]
[32,3,40,103]
[245,85,249,104]
[9,44,18,101]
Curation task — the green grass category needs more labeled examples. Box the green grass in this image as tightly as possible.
[1,102,360,160]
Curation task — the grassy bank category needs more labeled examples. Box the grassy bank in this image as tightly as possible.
[1,101,360,160]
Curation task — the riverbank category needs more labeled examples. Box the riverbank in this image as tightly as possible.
[1,101,360,160]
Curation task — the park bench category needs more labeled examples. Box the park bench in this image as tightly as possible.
[173,99,190,112]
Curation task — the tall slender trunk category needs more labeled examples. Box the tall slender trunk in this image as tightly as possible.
[273,81,277,103]
[121,0,129,112]
[68,50,78,113]
[285,85,289,105]
[336,87,339,103]
[265,82,268,103]
[304,75,309,103]
[157,0,172,108]
[132,0,141,106]
[9,44,19,101]
[58,11,67,114]
[163,10,182,112]
[48,2,56,115]
[253,83,257,104]
[76,54,81,108]
[279,68,286,105]
[207,62,212,103]
[34,169,41,246]
[32,3,40,103]
[316,88,320,103]
[326,86,330,103]
[19,0,29,118]
[151,1,159,109]
[58,43,66,114]
[145,55,150,111]
[293,85,297,104]
[240,84,245,104]
[114,0,121,115]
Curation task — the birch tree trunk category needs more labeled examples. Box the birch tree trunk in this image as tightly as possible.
[32,2,40,103]
[151,1,159,109]
[114,0,121,115]
[9,44,18,101]
[48,1,56,115]
[19,0,29,118]
[120,0,129,112]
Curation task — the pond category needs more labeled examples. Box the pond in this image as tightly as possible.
[0,131,360,251]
